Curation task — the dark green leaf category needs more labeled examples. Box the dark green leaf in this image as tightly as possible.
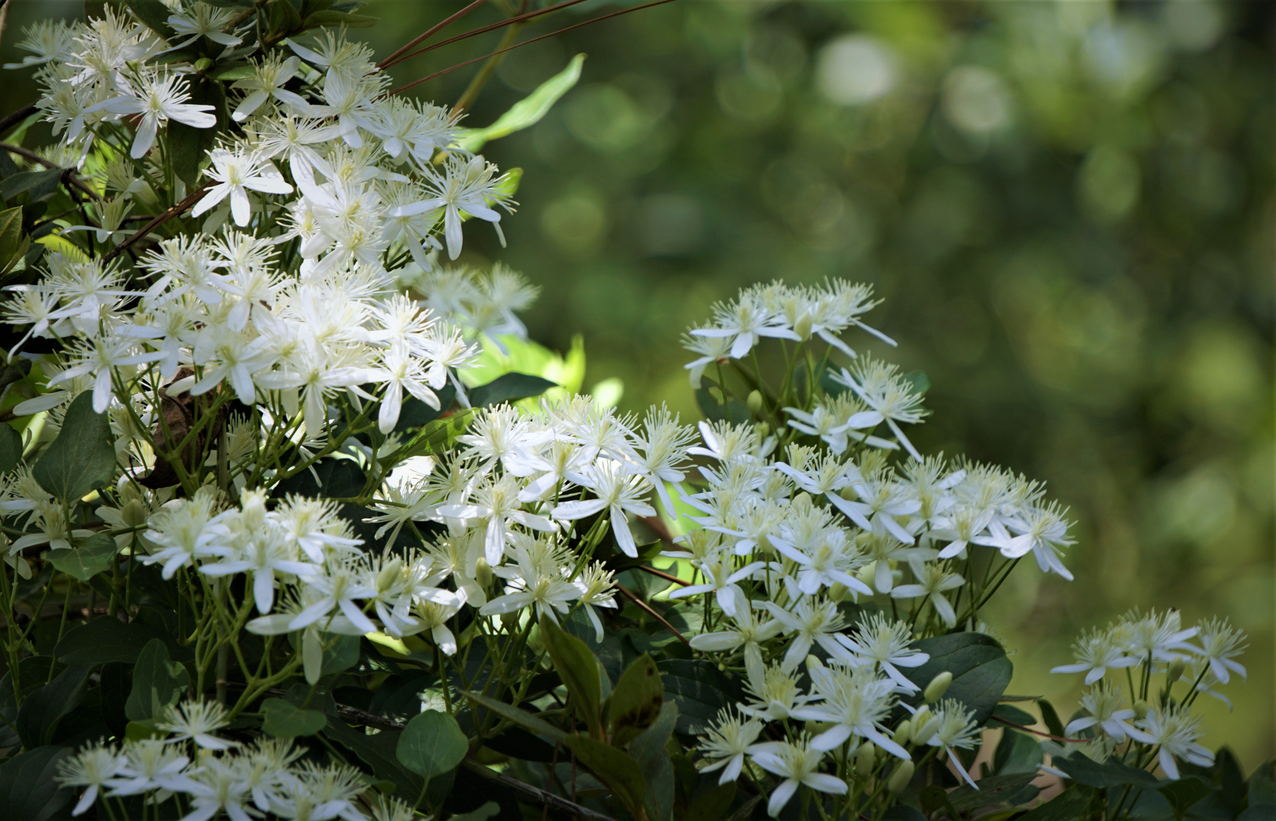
[1250,762,1276,807]
[275,457,367,498]
[324,718,424,802]
[609,653,664,744]
[881,807,928,821]
[463,691,566,743]
[993,727,1044,775]
[56,615,178,665]
[539,615,603,738]
[0,149,18,178]
[992,702,1038,727]
[267,0,304,36]
[0,206,24,268]
[902,370,931,395]
[0,169,61,203]
[1158,777,1217,818]
[168,79,224,187]
[656,659,742,735]
[1037,698,1066,739]
[448,803,501,821]
[302,9,377,27]
[33,391,116,502]
[695,380,751,425]
[124,0,177,37]
[47,534,119,581]
[468,373,557,408]
[920,785,964,820]
[946,771,1040,810]
[630,702,678,821]
[262,697,327,738]
[0,424,22,473]
[685,783,737,821]
[1015,785,1097,821]
[564,735,647,819]
[1238,807,1276,821]
[902,632,1013,725]
[0,746,74,821]
[1053,753,1160,789]
[125,639,190,722]
[397,709,468,779]
[16,664,90,748]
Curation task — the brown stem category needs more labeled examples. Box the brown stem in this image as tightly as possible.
[101,183,211,262]
[378,0,490,69]
[636,565,689,587]
[616,584,690,646]
[385,0,593,69]
[391,0,678,96]
[0,143,101,200]
[0,103,37,139]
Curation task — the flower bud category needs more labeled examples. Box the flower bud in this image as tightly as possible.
[805,655,824,672]
[194,57,213,73]
[1167,658,1187,685]
[855,742,877,779]
[377,558,403,592]
[747,390,764,416]
[828,582,847,603]
[1133,699,1149,720]
[924,672,953,703]
[121,499,149,529]
[911,709,937,745]
[474,558,493,588]
[887,759,915,794]
[794,313,813,341]
[754,421,770,438]
[893,719,913,747]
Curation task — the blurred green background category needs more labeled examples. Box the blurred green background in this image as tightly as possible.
[5,0,1272,766]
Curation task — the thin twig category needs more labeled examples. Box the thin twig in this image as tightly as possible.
[615,584,690,646]
[636,565,689,587]
[0,142,101,200]
[101,184,211,262]
[0,102,35,138]
[989,714,1085,744]
[391,0,677,96]
[385,0,594,69]
[378,0,490,69]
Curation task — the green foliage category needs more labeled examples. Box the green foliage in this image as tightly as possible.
[32,391,116,502]
[396,709,468,779]
[903,632,1013,724]
[262,697,327,738]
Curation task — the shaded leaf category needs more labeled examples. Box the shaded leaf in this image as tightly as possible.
[33,391,116,502]
[609,653,664,744]
[946,771,1040,810]
[1053,753,1160,789]
[540,615,603,738]
[656,659,743,735]
[207,63,256,80]
[1015,785,1096,821]
[169,79,224,187]
[881,808,928,821]
[468,372,557,408]
[463,691,566,743]
[0,169,61,203]
[993,727,1044,775]
[0,746,74,821]
[459,54,586,153]
[55,615,180,665]
[397,709,468,779]
[124,0,177,37]
[323,718,424,803]
[1158,776,1217,818]
[685,783,737,821]
[47,534,119,581]
[0,424,22,474]
[992,703,1038,727]
[16,664,90,748]
[125,639,190,722]
[1037,698,1066,739]
[903,632,1012,725]
[564,734,647,819]
[262,697,327,738]
[303,10,377,27]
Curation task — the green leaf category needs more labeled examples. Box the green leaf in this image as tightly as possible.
[0,746,75,821]
[169,79,224,187]
[609,653,664,744]
[262,698,327,738]
[1015,785,1096,821]
[993,728,1044,775]
[394,410,473,460]
[56,616,179,665]
[33,391,116,502]
[695,379,751,425]
[1037,698,1066,738]
[47,533,119,581]
[946,771,1040,810]
[447,803,500,821]
[920,785,964,821]
[396,709,468,779]
[1238,807,1276,821]
[0,424,22,474]
[0,169,61,203]
[0,206,25,267]
[902,632,1013,725]
[124,0,177,37]
[685,783,737,821]
[1158,777,1217,819]
[656,659,743,735]
[468,372,558,408]
[539,615,604,738]
[16,664,90,748]
[323,718,424,802]
[1053,753,1160,789]
[992,702,1037,726]
[125,639,190,722]
[207,63,256,81]
[464,691,567,743]
[302,10,377,28]
[630,702,678,821]
[458,54,586,153]
[564,735,647,820]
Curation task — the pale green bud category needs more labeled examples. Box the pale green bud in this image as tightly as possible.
[828,582,847,603]
[1167,658,1187,684]
[747,390,764,415]
[475,559,493,588]
[1133,699,1149,720]
[194,57,213,73]
[887,760,915,794]
[924,671,953,703]
[754,421,770,438]
[893,720,913,747]
[855,742,877,779]
[121,499,149,530]
[794,313,813,341]
[805,655,824,672]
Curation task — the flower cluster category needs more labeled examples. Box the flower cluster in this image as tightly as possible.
[57,699,412,821]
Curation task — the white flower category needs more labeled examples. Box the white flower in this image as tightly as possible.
[552,459,656,558]
[1126,705,1214,780]
[231,54,307,121]
[1051,628,1140,685]
[90,72,215,159]
[917,699,982,788]
[389,155,512,260]
[192,148,294,227]
[57,742,124,816]
[747,738,848,818]
[157,700,234,751]
[1065,685,1138,741]
[790,663,907,756]
[1194,617,1247,684]
[697,708,764,785]
[838,613,929,693]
